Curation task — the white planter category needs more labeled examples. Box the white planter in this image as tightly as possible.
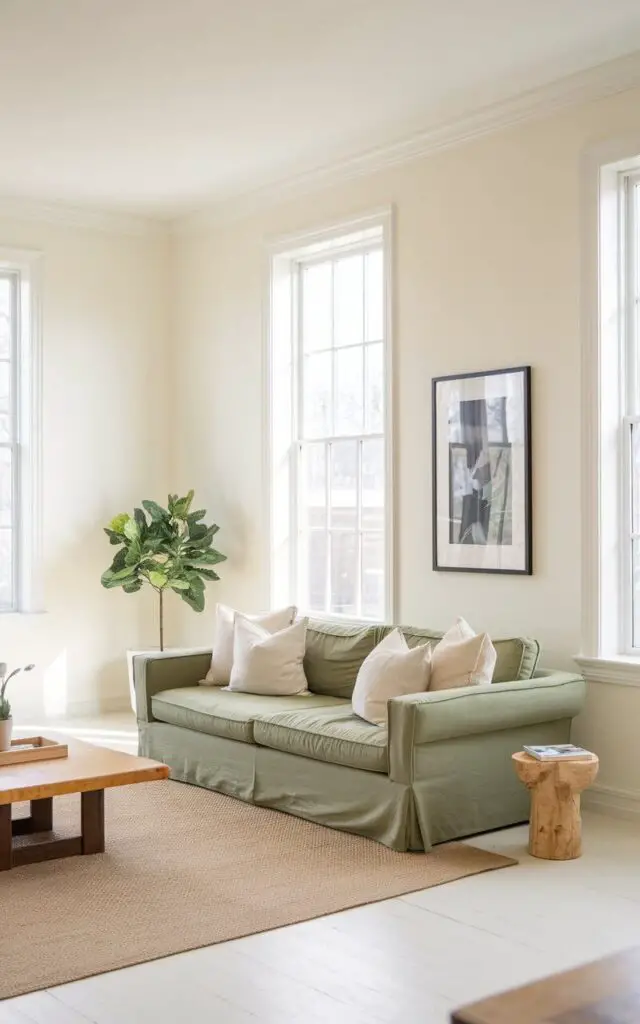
[0,717,13,752]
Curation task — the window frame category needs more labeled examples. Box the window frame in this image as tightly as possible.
[0,248,43,615]
[266,209,394,623]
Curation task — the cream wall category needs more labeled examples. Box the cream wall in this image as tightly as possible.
[0,216,170,719]
[172,85,640,803]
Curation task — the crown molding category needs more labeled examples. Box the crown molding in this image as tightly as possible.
[0,196,166,238]
[173,49,640,236]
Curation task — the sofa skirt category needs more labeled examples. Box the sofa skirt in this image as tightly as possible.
[140,721,424,851]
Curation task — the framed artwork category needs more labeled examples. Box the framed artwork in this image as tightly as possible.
[432,365,532,574]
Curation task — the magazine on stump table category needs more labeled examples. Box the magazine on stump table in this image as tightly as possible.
[523,744,593,761]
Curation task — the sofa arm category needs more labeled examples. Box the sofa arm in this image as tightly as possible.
[387,671,586,783]
[133,650,212,723]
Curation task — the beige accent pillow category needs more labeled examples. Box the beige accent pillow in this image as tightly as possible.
[429,617,496,691]
[227,615,309,696]
[202,603,297,685]
[352,628,431,726]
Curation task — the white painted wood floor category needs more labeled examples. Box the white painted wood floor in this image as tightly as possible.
[3,713,640,1023]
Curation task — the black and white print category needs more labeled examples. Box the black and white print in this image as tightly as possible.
[433,366,531,574]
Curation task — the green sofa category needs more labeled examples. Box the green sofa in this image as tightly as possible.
[134,620,586,852]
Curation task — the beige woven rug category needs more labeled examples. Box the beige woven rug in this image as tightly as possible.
[0,780,515,999]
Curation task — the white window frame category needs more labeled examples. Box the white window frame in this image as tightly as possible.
[265,209,395,622]
[0,247,43,614]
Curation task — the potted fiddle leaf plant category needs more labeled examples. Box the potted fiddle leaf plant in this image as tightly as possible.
[101,490,226,651]
[0,663,35,751]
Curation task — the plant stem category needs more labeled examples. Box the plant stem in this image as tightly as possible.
[159,588,164,652]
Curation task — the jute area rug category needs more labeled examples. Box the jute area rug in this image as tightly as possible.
[0,780,515,999]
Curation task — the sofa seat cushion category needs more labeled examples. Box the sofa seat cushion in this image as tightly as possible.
[253,705,388,773]
[152,687,343,744]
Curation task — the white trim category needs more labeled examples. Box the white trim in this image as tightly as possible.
[583,783,640,819]
[0,246,44,613]
[574,654,640,687]
[0,196,165,238]
[173,51,640,235]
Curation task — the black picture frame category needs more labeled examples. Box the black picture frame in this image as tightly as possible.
[432,365,532,575]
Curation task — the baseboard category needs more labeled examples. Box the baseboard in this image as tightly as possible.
[583,783,640,820]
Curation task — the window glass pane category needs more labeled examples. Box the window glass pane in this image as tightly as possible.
[364,342,384,434]
[330,440,358,530]
[0,530,11,609]
[333,254,363,348]
[362,533,384,620]
[302,262,332,352]
[302,530,327,614]
[633,537,640,648]
[0,278,10,359]
[0,448,11,528]
[365,249,383,342]
[632,423,640,535]
[301,443,326,529]
[0,362,9,415]
[361,438,384,531]
[330,531,358,616]
[303,351,332,438]
[334,346,363,435]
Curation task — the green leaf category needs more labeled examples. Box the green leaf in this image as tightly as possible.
[142,499,169,522]
[188,548,227,566]
[110,549,127,573]
[124,542,142,567]
[122,579,143,594]
[181,587,205,612]
[111,566,137,581]
[104,529,124,546]
[192,567,220,582]
[169,579,189,591]
[108,513,130,535]
[123,518,140,542]
[186,509,207,525]
[101,570,129,589]
[188,522,209,542]
[148,570,168,588]
[134,507,147,533]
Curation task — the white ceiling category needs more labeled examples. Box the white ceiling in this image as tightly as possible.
[2,0,640,219]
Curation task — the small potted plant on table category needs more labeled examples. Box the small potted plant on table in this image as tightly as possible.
[0,664,35,751]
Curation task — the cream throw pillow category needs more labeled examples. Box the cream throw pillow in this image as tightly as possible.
[352,628,431,726]
[202,603,297,685]
[227,615,309,696]
[429,617,496,691]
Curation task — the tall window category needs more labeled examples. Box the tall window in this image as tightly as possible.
[269,214,392,621]
[0,253,41,613]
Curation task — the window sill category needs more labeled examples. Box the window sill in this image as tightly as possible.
[574,655,640,688]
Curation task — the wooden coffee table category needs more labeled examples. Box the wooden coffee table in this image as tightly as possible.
[452,946,640,1023]
[0,738,169,870]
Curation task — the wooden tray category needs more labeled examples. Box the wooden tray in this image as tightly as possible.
[0,736,69,767]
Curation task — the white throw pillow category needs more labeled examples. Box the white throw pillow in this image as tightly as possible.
[227,615,309,696]
[202,603,297,685]
[429,617,496,691]
[352,628,431,727]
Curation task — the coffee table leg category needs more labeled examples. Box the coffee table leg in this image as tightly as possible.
[0,804,12,871]
[81,790,105,855]
[30,797,53,832]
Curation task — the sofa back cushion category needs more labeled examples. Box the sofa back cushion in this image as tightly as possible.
[304,620,383,698]
[304,619,540,697]
[396,626,540,683]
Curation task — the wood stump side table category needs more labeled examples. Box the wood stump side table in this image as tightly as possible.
[512,751,599,860]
